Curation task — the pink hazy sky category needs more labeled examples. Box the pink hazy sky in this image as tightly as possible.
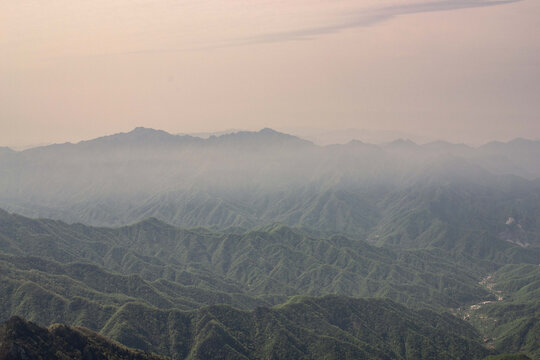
[1,0,539,147]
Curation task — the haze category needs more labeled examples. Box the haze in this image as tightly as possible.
[2,0,539,148]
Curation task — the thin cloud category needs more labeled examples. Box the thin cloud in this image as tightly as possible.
[236,0,521,46]
[58,0,522,58]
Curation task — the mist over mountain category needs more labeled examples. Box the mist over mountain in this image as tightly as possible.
[282,128,432,146]
[3,0,539,356]
[1,128,540,232]
[0,128,539,358]
[0,148,14,159]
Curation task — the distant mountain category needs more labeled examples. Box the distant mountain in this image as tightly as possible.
[80,126,195,147]
[478,138,540,179]
[384,138,421,149]
[1,129,539,359]
[422,141,474,156]
[1,128,540,238]
[283,127,431,146]
[180,128,243,138]
[0,316,165,360]
[201,127,314,151]
[21,127,312,154]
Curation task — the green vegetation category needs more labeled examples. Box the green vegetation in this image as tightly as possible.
[0,316,166,359]
[1,130,540,358]
[0,210,493,312]
[1,296,494,360]
[462,265,540,359]
[0,208,538,358]
[483,355,532,360]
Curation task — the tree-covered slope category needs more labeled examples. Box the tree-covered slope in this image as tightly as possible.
[372,178,540,257]
[462,264,540,359]
[0,209,494,312]
[100,295,493,359]
[0,295,494,360]
[1,209,536,357]
[0,316,166,360]
[4,296,489,360]
[0,204,537,358]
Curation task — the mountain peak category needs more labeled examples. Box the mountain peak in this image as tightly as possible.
[78,127,186,148]
[126,127,171,137]
[388,138,417,146]
[131,126,160,132]
[481,137,540,151]
[259,127,279,134]
[384,138,420,150]
[206,128,314,148]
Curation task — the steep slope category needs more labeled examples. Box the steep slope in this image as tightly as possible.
[100,296,494,359]
[462,264,540,359]
[371,174,540,261]
[0,212,536,357]
[0,316,165,360]
[0,210,493,313]
[2,128,540,233]
[479,138,540,179]
[0,296,494,360]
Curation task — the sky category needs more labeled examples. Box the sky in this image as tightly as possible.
[1,0,539,148]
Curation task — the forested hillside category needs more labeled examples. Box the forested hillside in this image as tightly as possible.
[0,296,494,360]
[0,209,511,315]
[0,129,539,359]
[0,316,165,360]
[0,208,538,358]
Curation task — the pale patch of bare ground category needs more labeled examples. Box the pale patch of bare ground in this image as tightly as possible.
[450,274,504,349]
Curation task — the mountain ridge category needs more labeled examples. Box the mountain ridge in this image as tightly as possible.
[0,295,495,360]
[4,127,540,152]
[0,209,537,357]
[0,316,166,360]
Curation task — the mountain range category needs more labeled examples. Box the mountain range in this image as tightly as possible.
[0,128,538,359]
[1,128,540,233]
[0,207,537,358]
